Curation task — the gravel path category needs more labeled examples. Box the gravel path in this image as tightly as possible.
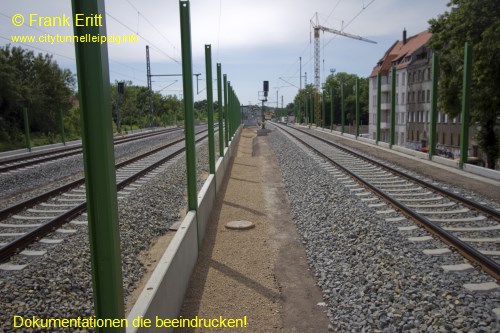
[0,136,213,333]
[178,127,330,332]
[268,127,499,332]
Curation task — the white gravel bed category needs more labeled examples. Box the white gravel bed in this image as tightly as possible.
[0,136,213,333]
[0,128,191,204]
[268,128,499,333]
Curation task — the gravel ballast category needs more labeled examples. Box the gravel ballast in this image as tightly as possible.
[0,128,192,204]
[0,136,213,333]
[268,127,499,332]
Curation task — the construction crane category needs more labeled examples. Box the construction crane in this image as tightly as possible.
[311,12,376,91]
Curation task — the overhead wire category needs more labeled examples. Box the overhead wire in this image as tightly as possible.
[2,10,146,83]
[105,11,181,66]
[216,0,222,62]
[323,0,376,49]
[277,0,376,95]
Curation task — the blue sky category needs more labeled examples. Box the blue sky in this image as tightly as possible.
[2,0,450,107]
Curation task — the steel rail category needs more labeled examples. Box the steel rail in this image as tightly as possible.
[0,128,181,173]
[275,123,500,281]
[0,128,208,220]
[290,125,500,222]
[0,133,209,263]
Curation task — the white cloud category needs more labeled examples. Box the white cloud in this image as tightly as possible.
[1,0,450,104]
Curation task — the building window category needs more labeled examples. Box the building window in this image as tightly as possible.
[442,132,446,145]
[427,68,431,80]
[396,73,399,86]
[402,92,405,105]
[426,90,430,103]
[396,93,398,104]
[373,95,376,107]
[402,73,406,85]
[426,111,429,123]
[417,131,420,140]
[451,133,454,146]
[444,114,448,123]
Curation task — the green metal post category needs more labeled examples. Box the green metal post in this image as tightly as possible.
[355,78,360,137]
[314,93,317,128]
[179,0,198,213]
[232,87,236,136]
[459,43,472,169]
[205,45,215,174]
[309,94,313,127]
[228,82,232,139]
[429,53,439,159]
[330,87,334,132]
[216,63,224,157]
[322,90,325,129]
[223,74,229,146]
[390,65,396,147]
[305,95,309,125]
[341,84,345,134]
[232,88,235,135]
[376,72,381,143]
[70,0,125,329]
[60,109,66,145]
[22,108,31,152]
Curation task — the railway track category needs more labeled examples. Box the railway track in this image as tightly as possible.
[0,129,211,267]
[0,127,180,174]
[272,122,500,282]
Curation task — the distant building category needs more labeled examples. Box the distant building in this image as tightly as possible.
[368,29,464,157]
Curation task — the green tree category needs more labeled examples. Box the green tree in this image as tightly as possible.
[294,73,368,128]
[428,0,500,168]
[110,83,183,130]
[0,45,75,149]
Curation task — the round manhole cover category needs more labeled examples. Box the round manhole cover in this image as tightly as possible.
[225,220,255,230]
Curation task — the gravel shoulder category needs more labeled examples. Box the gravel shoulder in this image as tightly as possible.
[177,127,330,332]
[268,125,499,332]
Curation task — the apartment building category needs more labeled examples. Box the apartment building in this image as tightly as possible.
[368,29,463,156]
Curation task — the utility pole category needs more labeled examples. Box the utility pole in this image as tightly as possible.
[299,56,302,90]
[146,45,153,127]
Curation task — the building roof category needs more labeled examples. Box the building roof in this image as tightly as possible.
[370,30,432,77]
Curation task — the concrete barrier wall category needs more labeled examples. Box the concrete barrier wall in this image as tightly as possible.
[197,174,216,244]
[126,211,198,333]
[126,126,242,333]
[464,163,500,180]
